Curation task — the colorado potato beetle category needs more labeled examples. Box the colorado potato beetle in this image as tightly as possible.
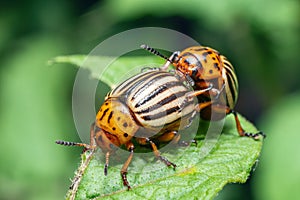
[56,69,210,189]
[141,44,265,139]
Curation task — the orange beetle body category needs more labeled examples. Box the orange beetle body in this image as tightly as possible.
[141,44,264,139]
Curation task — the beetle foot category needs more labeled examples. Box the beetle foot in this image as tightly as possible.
[244,131,266,140]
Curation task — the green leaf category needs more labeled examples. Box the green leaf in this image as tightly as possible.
[49,55,164,87]
[51,55,264,199]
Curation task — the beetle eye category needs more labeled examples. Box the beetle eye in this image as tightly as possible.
[173,55,180,63]
[184,59,190,66]
[170,51,180,63]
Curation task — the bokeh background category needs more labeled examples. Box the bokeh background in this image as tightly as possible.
[0,0,299,199]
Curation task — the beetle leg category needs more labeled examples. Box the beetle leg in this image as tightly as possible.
[195,102,265,140]
[146,138,176,169]
[195,101,212,112]
[120,142,135,190]
[186,85,213,99]
[104,151,110,176]
[157,131,178,143]
[178,139,198,147]
[179,87,213,112]
[213,84,225,100]
[157,131,196,146]
[161,61,171,70]
[230,110,266,140]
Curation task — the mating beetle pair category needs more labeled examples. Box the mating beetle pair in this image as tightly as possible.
[56,45,265,190]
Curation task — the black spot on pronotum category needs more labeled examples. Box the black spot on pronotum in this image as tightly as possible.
[117,117,121,121]
[202,51,209,57]
[214,63,220,70]
[99,108,109,121]
[123,122,128,128]
[107,111,114,124]
[112,127,116,131]
[123,133,128,137]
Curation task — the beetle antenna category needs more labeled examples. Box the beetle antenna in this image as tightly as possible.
[140,44,172,62]
[55,140,90,148]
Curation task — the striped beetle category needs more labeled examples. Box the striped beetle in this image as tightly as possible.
[141,45,265,139]
[56,69,210,189]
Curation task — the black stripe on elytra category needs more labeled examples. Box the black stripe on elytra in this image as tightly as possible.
[116,76,148,95]
[224,67,237,88]
[112,70,162,96]
[225,74,237,107]
[223,64,238,100]
[142,105,181,121]
[178,95,195,108]
[222,57,234,70]
[144,107,195,128]
[99,108,109,121]
[135,90,187,114]
[224,67,236,82]
[134,81,184,108]
[131,72,171,101]
[222,58,237,83]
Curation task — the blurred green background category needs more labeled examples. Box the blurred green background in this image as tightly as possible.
[0,0,299,199]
